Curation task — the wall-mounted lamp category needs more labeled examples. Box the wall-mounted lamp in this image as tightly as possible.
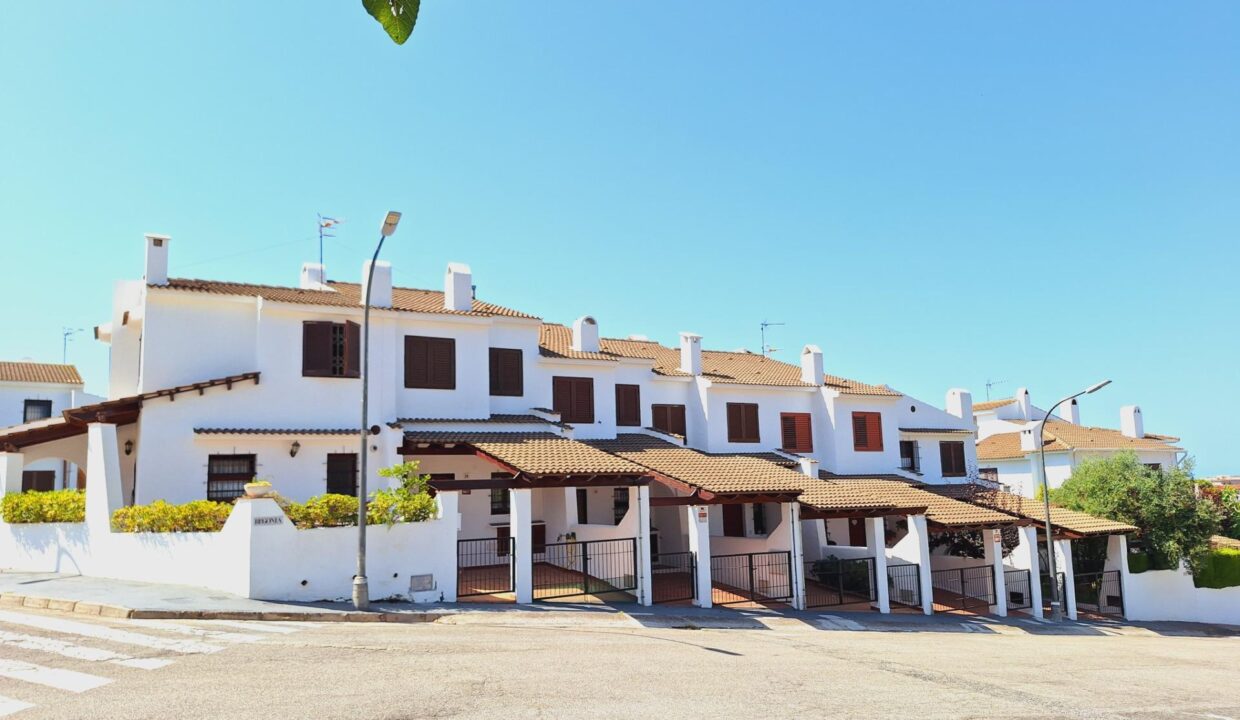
[124,440,134,456]
[290,440,301,458]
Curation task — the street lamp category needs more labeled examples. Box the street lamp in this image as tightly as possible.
[354,210,402,611]
[1039,379,1110,622]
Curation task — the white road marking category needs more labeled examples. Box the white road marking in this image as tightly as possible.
[191,620,299,634]
[0,659,111,693]
[960,622,987,633]
[0,695,33,718]
[820,615,865,631]
[126,620,261,643]
[0,611,223,655]
[0,630,172,670]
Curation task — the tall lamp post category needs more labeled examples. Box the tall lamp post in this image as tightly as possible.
[1039,379,1111,621]
[354,210,402,611]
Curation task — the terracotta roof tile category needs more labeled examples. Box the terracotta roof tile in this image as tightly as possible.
[973,398,1015,412]
[976,420,1181,461]
[0,362,83,386]
[827,478,1020,527]
[396,414,568,428]
[587,435,807,496]
[898,427,975,435]
[404,431,647,476]
[929,484,1137,536]
[194,428,355,436]
[157,278,537,319]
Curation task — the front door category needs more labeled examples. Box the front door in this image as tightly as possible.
[722,504,745,537]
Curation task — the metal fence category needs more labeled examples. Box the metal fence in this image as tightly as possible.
[457,537,514,598]
[887,564,922,609]
[710,551,793,605]
[532,538,638,601]
[805,557,877,608]
[931,565,996,611]
[651,551,696,604]
[1074,570,1124,617]
[1004,569,1033,610]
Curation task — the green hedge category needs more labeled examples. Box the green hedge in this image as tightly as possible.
[1,490,86,524]
[1127,552,1150,574]
[1194,549,1240,590]
[111,500,234,533]
[283,491,437,528]
[285,494,359,528]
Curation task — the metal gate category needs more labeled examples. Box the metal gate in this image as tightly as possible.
[805,557,877,608]
[457,537,514,598]
[1074,570,1124,617]
[931,565,996,611]
[651,551,696,604]
[1004,569,1033,611]
[710,551,793,605]
[533,538,638,601]
[887,564,922,609]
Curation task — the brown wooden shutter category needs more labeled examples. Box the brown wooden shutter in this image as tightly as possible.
[489,348,523,397]
[302,321,333,377]
[852,412,869,451]
[867,413,883,451]
[652,405,668,432]
[727,403,743,442]
[552,377,571,418]
[744,404,759,442]
[780,413,812,452]
[940,441,965,477]
[615,384,640,426]
[669,405,686,436]
[727,403,759,443]
[404,335,427,388]
[429,337,456,389]
[573,378,594,423]
[343,321,361,378]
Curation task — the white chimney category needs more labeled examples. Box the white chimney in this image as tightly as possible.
[444,262,473,312]
[1015,387,1032,420]
[1059,398,1080,425]
[571,316,599,353]
[1120,405,1144,438]
[300,262,327,290]
[946,388,973,420]
[362,260,392,309]
[144,233,170,286]
[797,456,819,477]
[800,345,824,385]
[1020,427,1038,452]
[679,332,702,376]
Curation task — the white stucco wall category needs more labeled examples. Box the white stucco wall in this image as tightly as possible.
[1125,567,1240,626]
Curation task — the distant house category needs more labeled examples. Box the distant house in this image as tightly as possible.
[0,362,101,490]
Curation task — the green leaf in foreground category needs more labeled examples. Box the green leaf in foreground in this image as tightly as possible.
[362,0,420,45]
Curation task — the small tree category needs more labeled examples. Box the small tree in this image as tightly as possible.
[1050,453,1220,573]
[1200,483,1240,540]
[371,461,437,524]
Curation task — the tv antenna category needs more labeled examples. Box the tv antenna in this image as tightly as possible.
[62,327,84,364]
[984,378,1007,401]
[317,214,342,267]
[760,320,785,357]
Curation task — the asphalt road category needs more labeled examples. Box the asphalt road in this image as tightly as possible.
[0,608,1236,720]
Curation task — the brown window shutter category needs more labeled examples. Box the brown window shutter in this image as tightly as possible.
[430,338,456,389]
[553,377,571,417]
[492,348,522,397]
[489,348,502,394]
[652,404,668,432]
[727,403,743,442]
[728,403,759,443]
[302,321,333,377]
[852,412,869,451]
[404,336,428,388]
[867,413,884,451]
[670,405,686,436]
[615,384,640,426]
[797,414,813,452]
[940,441,965,477]
[744,404,759,442]
[343,321,361,378]
[574,378,594,423]
[781,413,811,452]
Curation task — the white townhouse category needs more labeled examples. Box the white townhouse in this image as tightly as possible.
[0,233,1138,621]
[973,388,1184,498]
[0,362,101,490]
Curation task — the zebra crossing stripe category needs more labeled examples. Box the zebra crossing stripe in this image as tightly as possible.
[194,621,299,634]
[820,615,865,631]
[126,620,261,643]
[0,659,111,693]
[960,622,986,633]
[0,630,172,670]
[0,611,223,655]
[0,695,34,718]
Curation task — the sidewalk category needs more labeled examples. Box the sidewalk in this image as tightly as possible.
[2,571,1237,637]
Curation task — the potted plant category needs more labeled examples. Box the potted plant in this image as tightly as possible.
[243,478,274,499]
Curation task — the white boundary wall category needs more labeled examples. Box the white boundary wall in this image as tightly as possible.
[1125,566,1240,627]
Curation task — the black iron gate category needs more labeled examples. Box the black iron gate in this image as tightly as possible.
[805,557,877,608]
[1074,570,1124,617]
[710,551,794,605]
[533,538,638,601]
[1004,569,1033,611]
[887,564,922,609]
[931,565,996,611]
[651,551,696,604]
[457,537,514,598]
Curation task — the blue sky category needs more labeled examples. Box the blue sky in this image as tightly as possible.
[1,3,1236,475]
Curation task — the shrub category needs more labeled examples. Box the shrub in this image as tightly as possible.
[370,461,437,525]
[285,494,359,529]
[1193,548,1240,590]
[1,490,86,524]
[111,500,234,533]
[1127,552,1151,574]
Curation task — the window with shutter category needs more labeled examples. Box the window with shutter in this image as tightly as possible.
[405,336,456,389]
[343,322,360,378]
[899,440,920,473]
[939,441,967,477]
[22,400,53,424]
[325,453,358,495]
[207,454,256,501]
[852,412,884,452]
[726,403,760,443]
[488,348,523,396]
[615,384,640,426]
[303,321,359,379]
[552,376,594,423]
[779,412,812,452]
[651,404,687,436]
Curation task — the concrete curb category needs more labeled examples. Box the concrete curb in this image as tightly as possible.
[0,592,453,623]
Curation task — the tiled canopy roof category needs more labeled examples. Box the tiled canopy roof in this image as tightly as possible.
[827,478,1020,528]
[404,431,648,477]
[0,362,83,386]
[587,435,807,497]
[898,427,975,435]
[194,428,355,436]
[976,419,1181,461]
[156,278,536,319]
[395,414,568,429]
[972,398,1015,412]
[538,324,898,395]
[929,485,1137,536]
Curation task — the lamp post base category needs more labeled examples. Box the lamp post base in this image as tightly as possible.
[352,576,370,611]
[1049,601,1063,623]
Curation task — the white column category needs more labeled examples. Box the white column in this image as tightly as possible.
[1106,533,1132,620]
[0,452,24,496]
[1009,526,1043,618]
[866,516,891,613]
[636,486,653,606]
[1054,538,1077,620]
[787,502,806,610]
[511,488,534,604]
[85,423,123,531]
[686,504,713,609]
[907,514,934,615]
[437,491,461,603]
[985,529,1008,617]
